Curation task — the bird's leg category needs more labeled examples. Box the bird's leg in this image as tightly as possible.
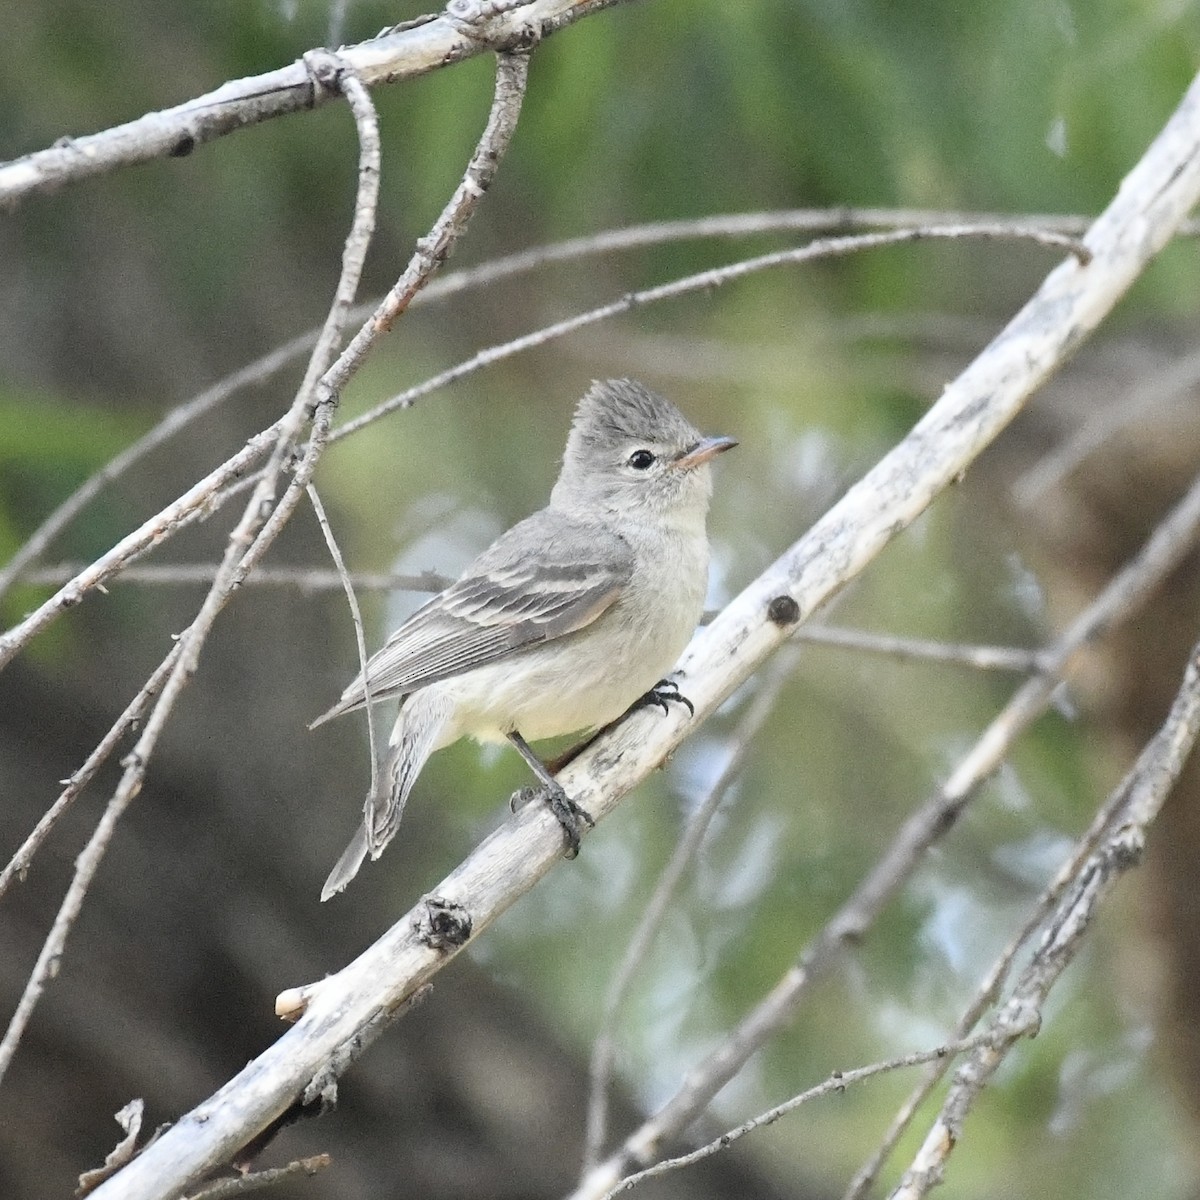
[506,683,691,854]
[628,677,695,718]
[506,730,594,859]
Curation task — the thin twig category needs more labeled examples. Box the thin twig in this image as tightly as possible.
[890,639,1200,1200]
[306,484,380,814]
[0,430,278,672]
[334,223,1090,441]
[601,1026,1035,1200]
[793,625,1045,673]
[0,338,304,607]
[1013,342,1200,506]
[181,1156,332,1200]
[0,644,182,901]
[295,52,382,411]
[582,651,800,1170]
[16,562,452,593]
[11,560,1045,674]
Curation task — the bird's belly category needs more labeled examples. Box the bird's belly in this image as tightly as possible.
[438,611,695,746]
[431,519,709,748]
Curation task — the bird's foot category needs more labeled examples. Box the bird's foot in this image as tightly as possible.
[631,678,695,718]
[510,782,595,858]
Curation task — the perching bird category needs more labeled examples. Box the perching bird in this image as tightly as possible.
[312,378,736,899]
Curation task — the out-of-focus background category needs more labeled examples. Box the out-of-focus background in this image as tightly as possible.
[3,3,1200,1198]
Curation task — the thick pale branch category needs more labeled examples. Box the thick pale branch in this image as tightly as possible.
[88,69,1200,1200]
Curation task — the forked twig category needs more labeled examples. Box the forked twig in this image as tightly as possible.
[600,1026,1036,1199]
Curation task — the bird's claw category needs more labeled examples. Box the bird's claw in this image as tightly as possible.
[510,782,594,858]
[633,678,695,718]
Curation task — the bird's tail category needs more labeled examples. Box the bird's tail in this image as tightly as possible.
[320,824,369,902]
[320,690,453,901]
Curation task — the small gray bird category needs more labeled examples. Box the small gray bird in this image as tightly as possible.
[312,378,736,899]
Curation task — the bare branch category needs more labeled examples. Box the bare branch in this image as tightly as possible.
[792,625,1044,672]
[0,430,277,672]
[601,1027,1036,1199]
[0,0,626,207]
[181,1156,331,1200]
[83,70,1200,1200]
[291,52,382,412]
[1013,342,1200,506]
[890,639,1200,1200]
[12,563,452,594]
[0,53,388,1083]
[573,463,1200,1198]
[0,644,182,901]
[334,223,1092,441]
[11,562,1045,677]
[0,338,303,606]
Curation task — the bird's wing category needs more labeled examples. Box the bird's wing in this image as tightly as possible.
[311,511,633,726]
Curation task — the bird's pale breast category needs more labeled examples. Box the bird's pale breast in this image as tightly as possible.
[431,512,709,747]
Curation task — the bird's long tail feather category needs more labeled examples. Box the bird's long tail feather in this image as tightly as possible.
[321,690,453,900]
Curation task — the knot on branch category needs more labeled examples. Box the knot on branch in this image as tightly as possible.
[300,48,350,102]
[413,894,473,950]
[1104,823,1146,871]
[445,0,543,50]
[767,594,801,626]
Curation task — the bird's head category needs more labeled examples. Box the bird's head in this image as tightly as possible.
[551,379,736,522]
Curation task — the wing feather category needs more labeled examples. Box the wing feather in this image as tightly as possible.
[311,510,633,726]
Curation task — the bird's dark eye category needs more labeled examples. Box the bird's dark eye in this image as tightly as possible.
[628,449,656,470]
